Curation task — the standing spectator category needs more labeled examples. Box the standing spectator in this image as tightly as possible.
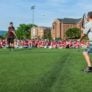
[7,22,16,50]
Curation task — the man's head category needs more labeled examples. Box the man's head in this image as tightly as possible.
[10,22,13,26]
[87,11,92,21]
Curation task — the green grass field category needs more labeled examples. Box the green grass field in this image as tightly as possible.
[0,48,92,92]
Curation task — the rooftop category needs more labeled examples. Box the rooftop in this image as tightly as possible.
[57,18,81,24]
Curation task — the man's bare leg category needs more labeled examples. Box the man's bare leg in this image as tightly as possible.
[83,51,92,72]
[83,52,92,67]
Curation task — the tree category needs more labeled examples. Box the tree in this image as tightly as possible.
[16,24,37,39]
[66,28,81,39]
[2,32,8,39]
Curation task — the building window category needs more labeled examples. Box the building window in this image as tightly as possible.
[53,22,56,30]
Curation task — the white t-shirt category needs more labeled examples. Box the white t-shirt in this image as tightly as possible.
[83,21,92,41]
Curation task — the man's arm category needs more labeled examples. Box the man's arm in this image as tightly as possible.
[80,33,86,42]
[79,28,87,42]
[11,31,17,38]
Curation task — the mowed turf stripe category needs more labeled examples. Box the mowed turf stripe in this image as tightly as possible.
[1,49,90,92]
[51,50,92,92]
[29,52,71,92]
[0,49,70,92]
[50,51,76,92]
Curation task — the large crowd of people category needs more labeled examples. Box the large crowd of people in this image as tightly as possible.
[0,21,89,49]
[0,39,89,49]
[0,22,87,50]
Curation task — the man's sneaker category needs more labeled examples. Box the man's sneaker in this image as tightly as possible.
[83,67,92,73]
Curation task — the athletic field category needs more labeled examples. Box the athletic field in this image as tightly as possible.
[0,48,92,92]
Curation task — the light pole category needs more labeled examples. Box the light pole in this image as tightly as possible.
[30,5,36,39]
[31,5,35,25]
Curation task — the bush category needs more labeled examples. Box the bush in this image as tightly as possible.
[66,28,81,39]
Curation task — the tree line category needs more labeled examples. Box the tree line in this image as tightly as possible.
[1,24,82,40]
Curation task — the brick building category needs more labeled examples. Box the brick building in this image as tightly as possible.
[31,26,51,39]
[51,18,81,40]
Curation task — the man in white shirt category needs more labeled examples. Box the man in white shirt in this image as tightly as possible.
[80,11,92,72]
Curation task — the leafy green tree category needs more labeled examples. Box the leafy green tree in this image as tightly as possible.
[16,24,37,39]
[66,28,81,39]
[55,38,61,41]
[0,32,8,39]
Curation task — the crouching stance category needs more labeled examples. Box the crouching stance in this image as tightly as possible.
[80,12,92,72]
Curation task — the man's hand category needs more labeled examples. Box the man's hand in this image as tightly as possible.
[79,33,86,42]
[12,31,17,38]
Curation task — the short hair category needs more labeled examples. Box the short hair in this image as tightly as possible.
[10,22,13,24]
[87,11,92,18]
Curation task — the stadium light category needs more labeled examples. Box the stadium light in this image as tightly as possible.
[31,5,35,25]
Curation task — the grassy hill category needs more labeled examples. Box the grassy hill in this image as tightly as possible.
[0,48,91,92]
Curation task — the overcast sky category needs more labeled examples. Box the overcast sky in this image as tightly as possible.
[0,0,92,30]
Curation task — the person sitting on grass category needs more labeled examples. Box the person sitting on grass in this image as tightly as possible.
[79,11,92,72]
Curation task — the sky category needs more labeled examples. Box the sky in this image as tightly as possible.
[0,0,92,30]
